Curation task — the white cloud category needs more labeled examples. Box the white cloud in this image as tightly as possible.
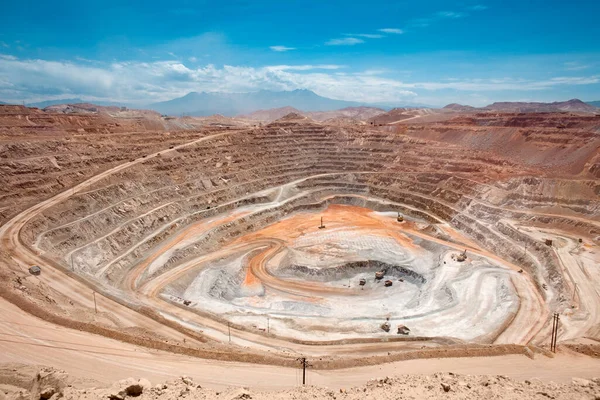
[0,55,598,105]
[378,28,404,34]
[405,76,600,91]
[0,42,8,48]
[547,76,600,85]
[75,56,95,63]
[188,56,198,62]
[325,37,365,46]
[266,65,345,71]
[437,11,467,19]
[0,54,17,60]
[564,62,590,71]
[269,45,296,52]
[0,55,415,103]
[345,33,385,39]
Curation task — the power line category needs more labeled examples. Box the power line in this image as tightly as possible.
[0,332,142,353]
[0,338,159,359]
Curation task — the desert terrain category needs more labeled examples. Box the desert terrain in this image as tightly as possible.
[1,102,600,398]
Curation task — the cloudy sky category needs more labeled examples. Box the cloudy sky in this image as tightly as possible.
[1,0,599,106]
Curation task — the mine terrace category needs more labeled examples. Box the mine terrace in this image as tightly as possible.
[0,104,599,370]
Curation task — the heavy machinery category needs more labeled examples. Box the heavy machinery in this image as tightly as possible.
[381,321,391,332]
[397,325,410,335]
[456,249,467,262]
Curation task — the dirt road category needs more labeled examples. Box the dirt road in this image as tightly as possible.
[1,297,599,390]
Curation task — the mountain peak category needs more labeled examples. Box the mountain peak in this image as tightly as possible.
[562,98,586,104]
[148,89,364,116]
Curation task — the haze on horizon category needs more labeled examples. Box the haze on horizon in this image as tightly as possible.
[0,0,599,107]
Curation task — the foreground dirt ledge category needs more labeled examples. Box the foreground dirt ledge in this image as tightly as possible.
[1,364,599,400]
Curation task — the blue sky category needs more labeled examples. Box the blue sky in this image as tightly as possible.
[0,0,599,106]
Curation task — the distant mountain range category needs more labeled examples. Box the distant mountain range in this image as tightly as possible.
[443,99,599,113]
[25,98,128,109]
[2,94,598,116]
[149,90,371,116]
[147,90,433,116]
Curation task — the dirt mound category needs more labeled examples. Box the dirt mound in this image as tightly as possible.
[276,112,311,121]
[0,105,44,115]
[443,103,478,112]
[239,106,303,122]
[0,364,103,400]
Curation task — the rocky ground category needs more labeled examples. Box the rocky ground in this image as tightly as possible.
[1,364,599,400]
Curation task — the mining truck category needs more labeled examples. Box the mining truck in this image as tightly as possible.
[456,249,467,262]
[397,325,410,335]
[375,271,385,280]
[381,321,391,332]
[28,265,41,276]
[384,280,393,287]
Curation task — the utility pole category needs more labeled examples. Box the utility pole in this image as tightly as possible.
[297,357,311,385]
[93,291,97,314]
[550,313,560,353]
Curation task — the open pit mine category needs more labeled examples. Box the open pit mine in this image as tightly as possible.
[1,105,599,374]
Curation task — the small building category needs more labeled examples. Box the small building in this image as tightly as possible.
[384,280,393,287]
[375,271,385,280]
[545,239,553,246]
[28,265,41,276]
